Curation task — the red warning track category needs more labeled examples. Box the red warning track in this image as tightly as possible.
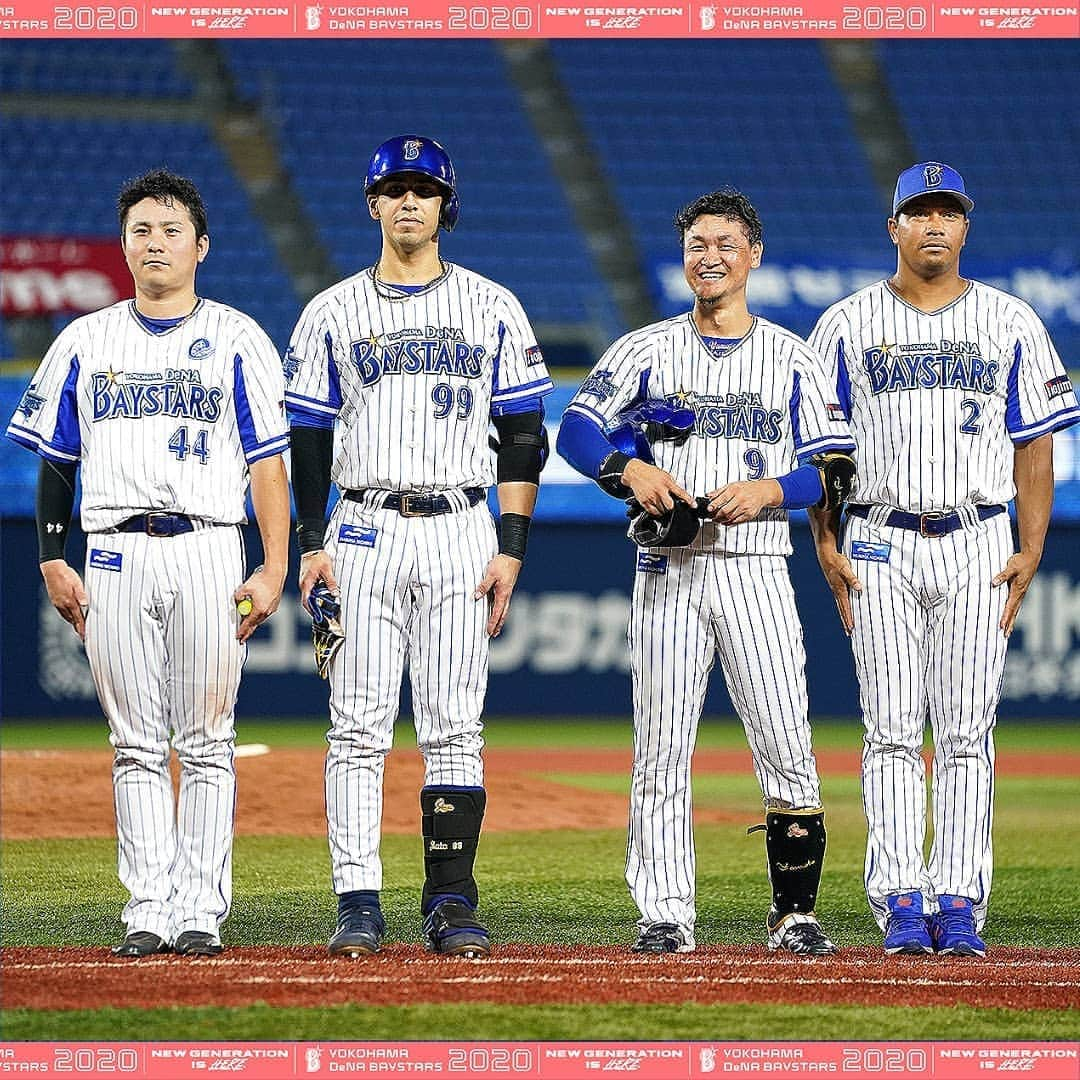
[3,945,1078,1012]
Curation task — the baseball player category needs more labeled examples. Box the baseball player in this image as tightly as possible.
[6,169,290,958]
[557,189,855,955]
[286,135,553,958]
[808,162,1080,957]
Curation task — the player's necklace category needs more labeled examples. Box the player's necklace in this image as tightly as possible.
[374,261,445,290]
[130,297,202,333]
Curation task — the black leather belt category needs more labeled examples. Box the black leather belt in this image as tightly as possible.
[343,487,485,517]
[116,512,196,537]
[846,503,1006,538]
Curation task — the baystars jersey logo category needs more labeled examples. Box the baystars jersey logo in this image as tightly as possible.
[694,392,783,443]
[862,339,998,396]
[91,367,223,422]
[349,326,485,388]
[17,386,45,419]
[923,164,944,187]
[402,139,423,161]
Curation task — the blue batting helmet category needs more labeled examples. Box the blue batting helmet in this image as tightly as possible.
[607,398,696,463]
[599,397,696,497]
[365,135,460,232]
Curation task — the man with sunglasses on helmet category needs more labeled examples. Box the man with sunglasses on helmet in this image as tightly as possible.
[285,135,553,959]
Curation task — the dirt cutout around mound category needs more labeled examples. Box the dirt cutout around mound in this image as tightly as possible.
[3,745,1075,841]
[3,945,1078,1012]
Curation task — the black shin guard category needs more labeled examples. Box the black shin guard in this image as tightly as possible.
[421,786,486,912]
[764,808,827,916]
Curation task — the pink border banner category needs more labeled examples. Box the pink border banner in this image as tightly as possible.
[0,0,1076,36]
[2,1041,1079,1078]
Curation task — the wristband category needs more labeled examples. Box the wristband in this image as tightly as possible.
[296,517,326,555]
[498,513,531,561]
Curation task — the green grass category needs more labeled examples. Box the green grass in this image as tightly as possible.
[3,1004,1077,1042]
[4,716,1078,753]
[2,719,1077,1039]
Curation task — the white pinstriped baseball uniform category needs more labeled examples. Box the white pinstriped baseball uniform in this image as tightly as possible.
[809,279,1080,931]
[565,313,854,944]
[7,298,288,941]
[285,263,553,895]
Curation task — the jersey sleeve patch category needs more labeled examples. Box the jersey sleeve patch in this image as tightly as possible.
[580,370,618,401]
[1045,375,1076,402]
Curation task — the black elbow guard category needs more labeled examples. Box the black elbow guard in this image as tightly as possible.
[492,411,548,484]
[810,451,856,511]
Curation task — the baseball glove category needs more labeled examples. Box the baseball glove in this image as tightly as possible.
[308,581,345,679]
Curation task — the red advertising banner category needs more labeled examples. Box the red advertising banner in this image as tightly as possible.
[1,1041,1078,1079]
[0,236,129,316]
[0,0,1076,36]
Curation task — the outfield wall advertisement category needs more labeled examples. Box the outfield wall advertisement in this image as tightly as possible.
[4,518,1078,721]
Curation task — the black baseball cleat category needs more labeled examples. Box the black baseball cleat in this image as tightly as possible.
[174,931,224,957]
[111,931,171,958]
[328,910,385,957]
[631,922,688,954]
[767,909,839,956]
[423,899,491,958]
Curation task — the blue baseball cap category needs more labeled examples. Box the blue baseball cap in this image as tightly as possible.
[892,162,974,216]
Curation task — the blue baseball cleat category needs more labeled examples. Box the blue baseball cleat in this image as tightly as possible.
[883,892,933,955]
[931,895,986,957]
[424,898,490,958]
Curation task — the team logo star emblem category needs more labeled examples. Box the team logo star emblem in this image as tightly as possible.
[671,388,697,409]
[105,366,123,385]
[876,338,896,359]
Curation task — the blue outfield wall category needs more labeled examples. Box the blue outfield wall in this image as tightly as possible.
[2,518,1078,722]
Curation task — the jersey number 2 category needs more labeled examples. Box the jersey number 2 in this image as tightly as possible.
[168,426,210,464]
[959,400,982,434]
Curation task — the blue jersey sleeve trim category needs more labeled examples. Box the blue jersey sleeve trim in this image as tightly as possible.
[326,332,342,411]
[491,377,555,402]
[233,354,261,456]
[491,320,506,393]
[246,436,290,464]
[285,390,339,415]
[556,410,618,479]
[1008,404,1080,443]
[52,355,82,457]
[795,436,856,461]
[789,369,803,449]
[288,410,335,430]
[564,401,607,427]
[6,423,81,462]
[491,395,546,418]
[836,339,852,420]
[1004,340,1024,433]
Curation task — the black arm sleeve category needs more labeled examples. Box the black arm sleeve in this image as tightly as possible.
[492,409,547,485]
[36,458,78,563]
[290,424,334,554]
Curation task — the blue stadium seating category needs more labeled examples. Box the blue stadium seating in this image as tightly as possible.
[0,116,298,350]
[0,41,193,98]
[881,41,1078,259]
[551,41,884,264]
[882,41,1079,359]
[221,41,615,328]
